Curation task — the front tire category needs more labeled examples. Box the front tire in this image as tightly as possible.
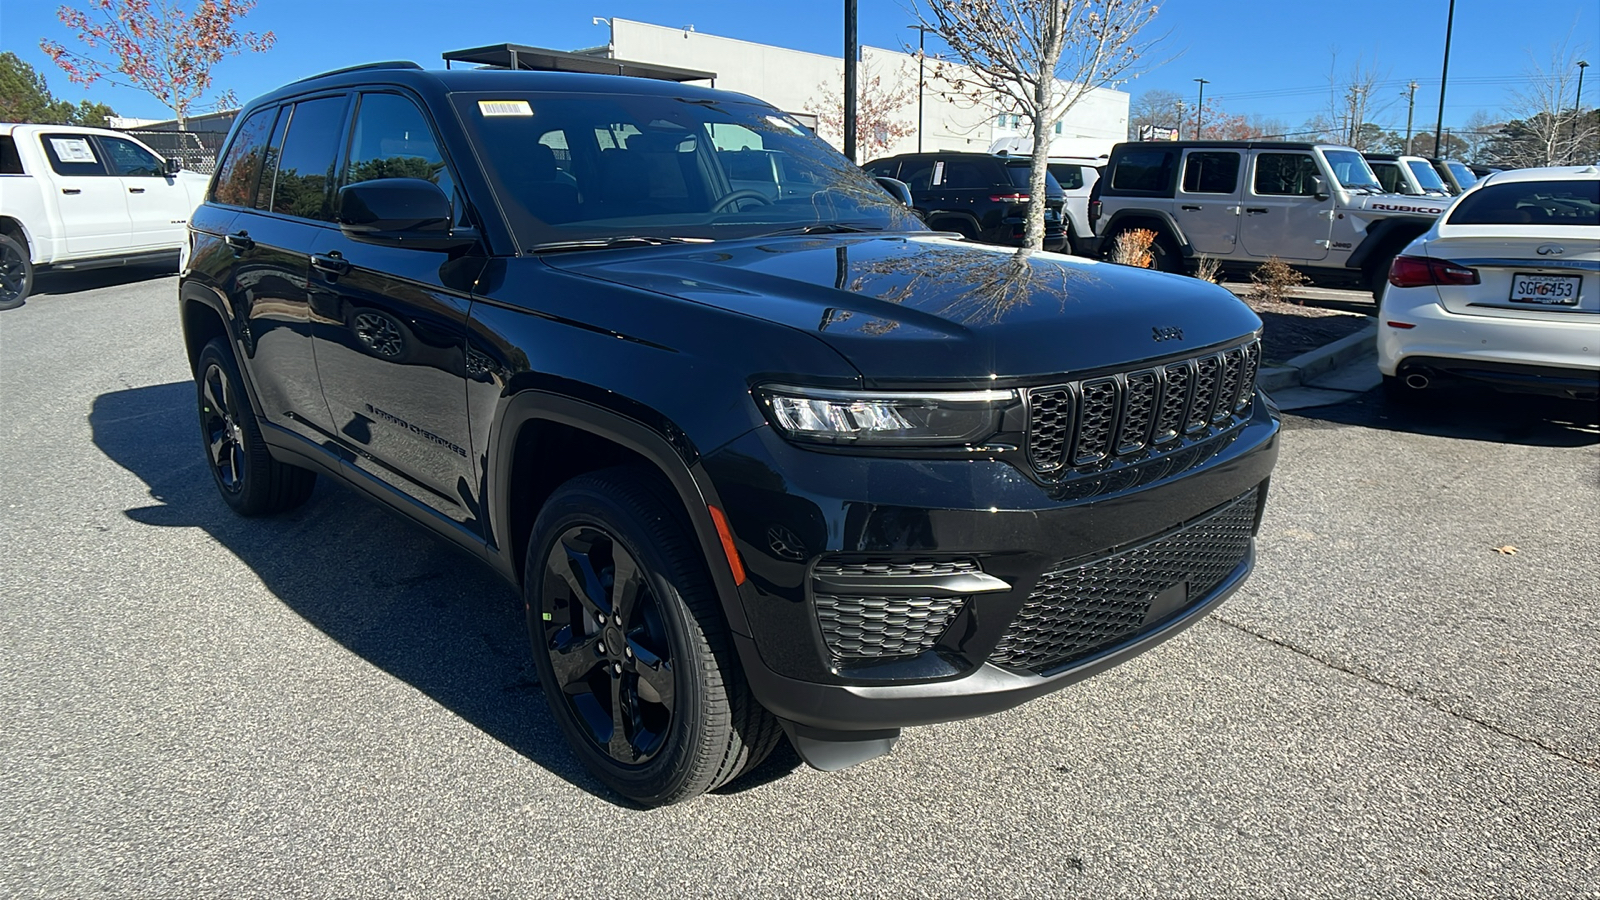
[195,338,316,516]
[0,234,33,311]
[526,468,779,805]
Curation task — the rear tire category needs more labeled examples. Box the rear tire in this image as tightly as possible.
[525,467,779,805]
[0,234,32,311]
[195,338,316,516]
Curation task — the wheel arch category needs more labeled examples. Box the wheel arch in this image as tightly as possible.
[1348,216,1432,271]
[492,391,753,636]
[0,216,34,261]
[180,281,235,376]
[1098,209,1194,258]
[923,211,982,236]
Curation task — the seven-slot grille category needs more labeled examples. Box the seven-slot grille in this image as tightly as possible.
[988,488,1259,673]
[1027,341,1260,475]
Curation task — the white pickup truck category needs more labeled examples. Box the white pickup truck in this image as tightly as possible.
[1,123,209,309]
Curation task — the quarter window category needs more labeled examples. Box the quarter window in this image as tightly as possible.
[267,96,349,222]
[1181,151,1240,194]
[1,136,24,175]
[39,134,109,176]
[1253,153,1320,196]
[99,136,165,177]
[211,106,279,207]
[1109,149,1174,194]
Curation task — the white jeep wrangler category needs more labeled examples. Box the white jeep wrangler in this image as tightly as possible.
[1,123,209,309]
[1086,140,1452,297]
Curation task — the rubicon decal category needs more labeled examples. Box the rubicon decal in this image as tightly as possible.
[1369,203,1443,215]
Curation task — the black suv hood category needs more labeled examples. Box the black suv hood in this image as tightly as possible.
[545,235,1261,384]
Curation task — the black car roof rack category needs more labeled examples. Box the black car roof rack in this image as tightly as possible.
[442,43,715,83]
[292,60,423,84]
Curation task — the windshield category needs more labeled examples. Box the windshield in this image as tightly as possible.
[1405,159,1449,193]
[1447,181,1600,226]
[1322,149,1382,191]
[1446,160,1478,188]
[450,91,923,251]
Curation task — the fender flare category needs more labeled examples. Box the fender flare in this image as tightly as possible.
[1097,209,1194,258]
[1347,216,1433,271]
[0,216,38,263]
[489,390,755,636]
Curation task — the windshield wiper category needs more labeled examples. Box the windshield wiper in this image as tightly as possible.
[757,223,885,237]
[529,235,711,254]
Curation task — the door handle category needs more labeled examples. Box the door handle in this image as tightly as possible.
[223,232,254,253]
[311,252,351,276]
[61,188,82,195]
[128,187,146,194]
[1245,207,1269,215]
[1181,204,1202,211]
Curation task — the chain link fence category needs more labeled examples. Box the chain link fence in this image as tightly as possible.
[125,130,229,176]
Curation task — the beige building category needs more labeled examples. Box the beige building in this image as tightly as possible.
[584,18,1129,160]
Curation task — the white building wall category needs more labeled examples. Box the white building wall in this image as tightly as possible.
[604,19,1128,161]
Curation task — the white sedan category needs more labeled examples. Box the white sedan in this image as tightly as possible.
[1377,165,1599,402]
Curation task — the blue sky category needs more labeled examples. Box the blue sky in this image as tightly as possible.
[3,0,1594,130]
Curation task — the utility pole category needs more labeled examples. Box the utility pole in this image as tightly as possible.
[1175,100,1185,140]
[1404,81,1418,154]
[1433,0,1456,159]
[844,0,858,162]
[1193,78,1209,139]
[907,24,934,153]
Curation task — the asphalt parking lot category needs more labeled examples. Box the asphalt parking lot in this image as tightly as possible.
[2,269,1597,898]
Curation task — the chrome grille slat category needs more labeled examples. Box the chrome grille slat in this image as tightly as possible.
[1027,339,1260,480]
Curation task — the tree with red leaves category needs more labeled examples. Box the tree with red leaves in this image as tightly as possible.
[40,0,274,131]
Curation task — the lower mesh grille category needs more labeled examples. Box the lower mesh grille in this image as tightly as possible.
[814,594,966,659]
[989,488,1258,673]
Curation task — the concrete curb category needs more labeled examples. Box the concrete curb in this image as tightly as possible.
[1258,322,1377,392]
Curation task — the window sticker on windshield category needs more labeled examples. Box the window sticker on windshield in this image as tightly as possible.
[932,160,946,186]
[478,100,533,117]
[764,115,804,134]
[49,137,97,163]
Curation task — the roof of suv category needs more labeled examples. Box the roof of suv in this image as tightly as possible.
[1113,140,1333,152]
[249,61,751,108]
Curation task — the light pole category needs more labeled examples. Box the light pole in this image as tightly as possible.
[1573,60,1590,153]
[907,24,935,153]
[1193,78,1209,139]
[844,0,858,162]
[1433,0,1456,159]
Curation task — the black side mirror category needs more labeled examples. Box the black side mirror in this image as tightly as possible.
[1311,175,1330,201]
[164,156,182,175]
[875,175,914,207]
[338,178,476,251]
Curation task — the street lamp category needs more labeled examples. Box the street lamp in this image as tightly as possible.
[907,24,936,153]
[1573,60,1590,151]
[1433,0,1456,159]
[1193,78,1209,139]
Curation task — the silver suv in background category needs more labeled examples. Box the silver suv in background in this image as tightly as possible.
[1086,140,1452,297]
[1045,156,1103,255]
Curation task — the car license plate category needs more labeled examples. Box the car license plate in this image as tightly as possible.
[1509,273,1581,305]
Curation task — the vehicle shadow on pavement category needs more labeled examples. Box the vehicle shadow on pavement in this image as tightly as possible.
[1285,385,1600,447]
[30,263,177,300]
[88,380,654,806]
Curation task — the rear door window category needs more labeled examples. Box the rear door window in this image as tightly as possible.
[1109,148,1174,194]
[39,134,109,176]
[211,106,279,207]
[266,95,350,222]
[1181,151,1240,194]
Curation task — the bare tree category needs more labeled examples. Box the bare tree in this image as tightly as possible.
[806,64,918,158]
[1129,87,1182,139]
[1497,36,1594,166]
[1320,51,1390,149]
[921,0,1163,250]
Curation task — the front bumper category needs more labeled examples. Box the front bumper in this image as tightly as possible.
[703,394,1280,732]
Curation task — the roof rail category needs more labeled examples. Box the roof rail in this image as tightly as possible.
[292,61,423,84]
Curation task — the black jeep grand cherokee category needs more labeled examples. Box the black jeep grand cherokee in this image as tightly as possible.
[180,61,1279,805]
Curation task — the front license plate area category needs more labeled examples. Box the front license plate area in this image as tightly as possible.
[1510,273,1581,305]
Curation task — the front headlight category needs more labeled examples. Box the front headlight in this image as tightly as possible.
[758,384,1016,446]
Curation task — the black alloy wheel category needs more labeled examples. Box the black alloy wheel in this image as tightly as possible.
[525,468,780,806]
[194,338,316,516]
[0,234,33,311]
[541,525,677,765]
